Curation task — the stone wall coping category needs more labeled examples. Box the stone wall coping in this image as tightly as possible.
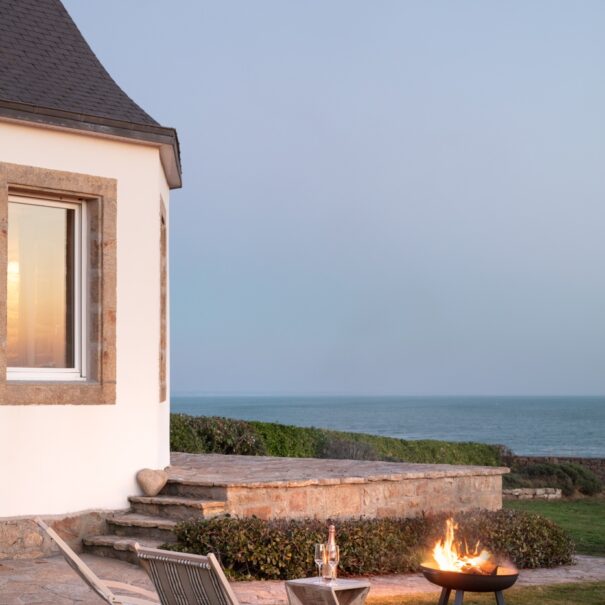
[0,508,126,523]
[168,452,509,489]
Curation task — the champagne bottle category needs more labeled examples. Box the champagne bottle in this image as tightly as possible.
[323,524,337,580]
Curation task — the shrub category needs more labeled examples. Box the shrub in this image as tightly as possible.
[170,415,266,456]
[333,433,503,466]
[318,437,379,461]
[167,510,574,580]
[170,414,205,453]
[559,463,602,496]
[170,414,504,466]
[249,422,326,458]
[502,472,532,489]
[503,461,602,496]
[169,515,428,580]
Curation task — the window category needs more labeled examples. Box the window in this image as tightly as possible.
[7,195,86,380]
[0,161,116,405]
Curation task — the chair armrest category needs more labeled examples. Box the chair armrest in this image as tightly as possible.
[103,579,159,602]
[112,597,158,605]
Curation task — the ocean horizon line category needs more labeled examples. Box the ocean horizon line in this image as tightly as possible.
[171,392,605,399]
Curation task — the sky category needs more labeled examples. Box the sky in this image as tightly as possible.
[63,1,605,396]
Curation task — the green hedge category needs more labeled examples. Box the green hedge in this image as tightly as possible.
[503,462,602,496]
[170,415,266,456]
[166,510,574,580]
[317,430,502,465]
[250,421,326,458]
[170,414,503,466]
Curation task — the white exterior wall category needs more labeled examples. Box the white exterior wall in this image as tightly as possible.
[0,121,170,517]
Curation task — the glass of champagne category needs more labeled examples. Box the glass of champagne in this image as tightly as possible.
[327,545,339,582]
[314,543,326,581]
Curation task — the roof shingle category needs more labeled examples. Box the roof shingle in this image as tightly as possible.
[0,0,158,127]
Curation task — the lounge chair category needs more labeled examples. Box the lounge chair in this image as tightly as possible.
[35,517,159,605]
[135,544,240,605]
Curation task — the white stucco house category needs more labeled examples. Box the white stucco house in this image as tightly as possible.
[0,0,180,555]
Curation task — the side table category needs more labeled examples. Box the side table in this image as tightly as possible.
[285,578,370,605]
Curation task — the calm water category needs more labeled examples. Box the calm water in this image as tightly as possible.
[171,395,605,457]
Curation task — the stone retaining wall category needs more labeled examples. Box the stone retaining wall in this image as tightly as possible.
[510,455,605,482]
[503,487,562,500]
[169,453,508,522]
[222,474,504,520]
[0,511,108,560]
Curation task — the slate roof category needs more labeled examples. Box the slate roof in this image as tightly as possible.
[0,0,181,186]
[0,0,158,126]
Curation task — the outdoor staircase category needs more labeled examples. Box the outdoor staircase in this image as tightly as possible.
[83,480,227,564]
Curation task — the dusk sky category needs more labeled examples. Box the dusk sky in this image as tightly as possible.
[64,1,605,396]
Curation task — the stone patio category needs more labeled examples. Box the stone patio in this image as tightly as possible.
[1,553,604,605]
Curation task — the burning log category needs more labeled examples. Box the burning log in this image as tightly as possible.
[428,518,507,576]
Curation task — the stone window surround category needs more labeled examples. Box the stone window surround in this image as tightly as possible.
[0,162,116,405]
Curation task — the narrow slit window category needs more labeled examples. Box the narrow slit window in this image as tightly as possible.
[7,195,86,380]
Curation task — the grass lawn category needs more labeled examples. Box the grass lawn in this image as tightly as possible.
[368,582,605,605]
[504,497,605,556]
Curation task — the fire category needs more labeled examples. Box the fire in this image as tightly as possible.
[429,519,498,575]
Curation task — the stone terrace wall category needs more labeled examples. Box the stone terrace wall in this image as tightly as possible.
[219,473,504,520]
[511,456,605,482]
[0,512,108,560]
[169,453,508,521]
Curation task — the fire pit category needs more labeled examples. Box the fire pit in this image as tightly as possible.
[421,519,518,605]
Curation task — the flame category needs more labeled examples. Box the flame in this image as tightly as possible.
[429,519,497,575]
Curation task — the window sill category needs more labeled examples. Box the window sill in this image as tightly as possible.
[1,381,115,405]
[7,373,87,382]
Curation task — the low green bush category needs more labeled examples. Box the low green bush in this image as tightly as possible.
[170,413,205,453]
[166,510,574,580]
[318,437,379,461]
[170,414,266,456]
[503,462,602,496]
[170,414,503,466]
[324,431,502,465]
[558,463,602,496]
[249,421,327,458]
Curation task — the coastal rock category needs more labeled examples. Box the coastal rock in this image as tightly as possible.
[136,468,168,496]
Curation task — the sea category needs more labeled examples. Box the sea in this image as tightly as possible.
[171,395,605,458]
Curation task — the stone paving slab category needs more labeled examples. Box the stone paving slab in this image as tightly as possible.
[169,453,508,488]
[0,554,604,605]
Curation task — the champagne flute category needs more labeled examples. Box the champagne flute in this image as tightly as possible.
[327,545,339,582]
[314,543,326,581]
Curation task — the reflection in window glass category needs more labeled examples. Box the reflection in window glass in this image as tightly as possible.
[7,201,74,368]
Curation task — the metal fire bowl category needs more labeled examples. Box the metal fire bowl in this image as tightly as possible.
[420,565,519,593]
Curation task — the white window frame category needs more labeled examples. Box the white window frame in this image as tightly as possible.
[6,194,88,382]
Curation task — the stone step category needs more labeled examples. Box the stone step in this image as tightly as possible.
[163,480,227,501]
[83,534,172,565]
[129,494,226,520]
[107,513,177,541]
